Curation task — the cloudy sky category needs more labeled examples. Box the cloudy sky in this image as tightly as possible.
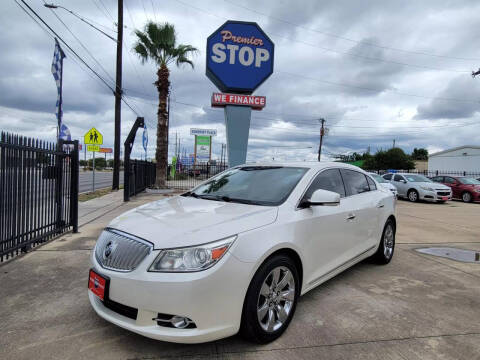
[2,0,480,162]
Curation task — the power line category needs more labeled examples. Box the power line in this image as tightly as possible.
[173,0,472,73]
[43,0,116,86]
[16,0,144,119]
[223,0,480,62]
[278,71,480,104]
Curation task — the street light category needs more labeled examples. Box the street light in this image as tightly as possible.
[43,3,117,42]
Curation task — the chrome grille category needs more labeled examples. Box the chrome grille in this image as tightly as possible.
[94,229,152,272]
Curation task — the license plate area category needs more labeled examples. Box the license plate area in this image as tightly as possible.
[441,196,448,201]
[88,269,109,301]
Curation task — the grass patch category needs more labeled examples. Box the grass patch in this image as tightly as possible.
[79,185,124,202]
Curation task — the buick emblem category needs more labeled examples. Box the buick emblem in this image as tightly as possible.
[103,241,115,259]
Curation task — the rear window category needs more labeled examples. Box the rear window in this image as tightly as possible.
[341,169,370,196]
[383,173,393,180]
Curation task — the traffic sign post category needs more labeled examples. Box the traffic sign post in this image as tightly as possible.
[84,128,104,193]
[206,21,274,167]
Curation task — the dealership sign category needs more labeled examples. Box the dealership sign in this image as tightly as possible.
[190,128,217,136]
[212,93,266,110]
[206,21,274,93]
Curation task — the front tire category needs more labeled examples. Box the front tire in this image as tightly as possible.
[462,192,472,203]
[407,189,419,202]
[372,219,396,264]
[240,254,299,344]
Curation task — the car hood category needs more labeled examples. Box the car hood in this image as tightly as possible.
[107,196,278,249]
[380,183,396,190]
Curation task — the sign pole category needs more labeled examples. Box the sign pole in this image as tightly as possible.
[92,152,95,192]
[224,105,252,167]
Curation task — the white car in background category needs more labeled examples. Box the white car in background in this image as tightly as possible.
[88,163,396,344]
[382,173,452,203]
[368,173,398,197]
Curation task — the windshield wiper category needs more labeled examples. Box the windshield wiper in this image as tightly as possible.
[216,195,260,205]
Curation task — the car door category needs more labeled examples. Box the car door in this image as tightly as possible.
[444,176,458,198]
[340,169,381,252]
[392,174,407,197]
[294,168,357,285]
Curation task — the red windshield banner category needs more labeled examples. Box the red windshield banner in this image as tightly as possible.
[211,93,266,110]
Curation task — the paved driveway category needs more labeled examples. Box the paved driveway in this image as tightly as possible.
[1,197,479,359]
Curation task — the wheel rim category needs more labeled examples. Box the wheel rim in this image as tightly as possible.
[409,191,417,201]
[257,266,295,333]
[463,193,471,202]
[383,224,394,259]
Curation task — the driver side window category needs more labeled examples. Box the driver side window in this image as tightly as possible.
[303,168,346,200]
[393,174,404,182]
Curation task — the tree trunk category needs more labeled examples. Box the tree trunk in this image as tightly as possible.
[154,64,170,188]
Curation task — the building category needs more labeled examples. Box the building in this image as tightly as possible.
[428,146,480,173]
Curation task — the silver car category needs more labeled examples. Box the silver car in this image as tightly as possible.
[382,173,451,203]
[368,173,398,197]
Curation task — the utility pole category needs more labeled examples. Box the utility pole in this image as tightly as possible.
[318,118,326,162]
[112,0,123,190]
[392,139,396,148]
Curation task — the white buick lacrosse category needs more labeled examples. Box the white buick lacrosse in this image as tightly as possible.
[88,162,396,344]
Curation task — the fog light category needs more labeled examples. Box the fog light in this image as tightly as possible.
[171,315,191,329]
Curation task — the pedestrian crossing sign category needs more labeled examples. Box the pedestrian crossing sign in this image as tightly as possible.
[84,127,103,145]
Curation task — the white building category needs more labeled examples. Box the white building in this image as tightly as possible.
[428,146,480,173]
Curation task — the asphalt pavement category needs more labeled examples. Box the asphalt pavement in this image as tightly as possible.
[1,198,479,359]
[79,171,123,193]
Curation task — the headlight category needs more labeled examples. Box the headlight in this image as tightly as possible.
[420,186,434,191]
[149,236,236,272]
[475,189,480,193]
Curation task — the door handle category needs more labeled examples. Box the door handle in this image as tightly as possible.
[377,204,384,208]
[346,213,356,220]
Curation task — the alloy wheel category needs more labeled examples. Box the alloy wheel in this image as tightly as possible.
[383,224,394,259]
[257,266,295,333]
[408,191,418,202]
[462,192,471,203]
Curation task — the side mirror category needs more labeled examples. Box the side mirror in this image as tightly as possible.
[303,189,340,207]
[401,179,407,183]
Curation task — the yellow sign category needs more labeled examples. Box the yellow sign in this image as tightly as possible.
[84,127,103,145]
[87,145,100,152]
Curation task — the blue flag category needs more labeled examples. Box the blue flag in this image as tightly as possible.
[51,38,66,132]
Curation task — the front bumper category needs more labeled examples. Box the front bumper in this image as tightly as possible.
[88,248,254,343]
[418,189,452,202]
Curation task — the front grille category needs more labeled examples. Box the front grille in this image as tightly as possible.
[104,298,138,320]
[95,229,152,272]
[436,191,450,196]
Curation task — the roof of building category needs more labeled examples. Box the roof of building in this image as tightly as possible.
[429,145,480,157]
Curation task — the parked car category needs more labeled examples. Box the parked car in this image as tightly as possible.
[431,175,480,203]
[382,173,452,203]
[88,163,396,344]
[368,172,398,197]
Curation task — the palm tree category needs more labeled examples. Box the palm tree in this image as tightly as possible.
[133,22,197,187]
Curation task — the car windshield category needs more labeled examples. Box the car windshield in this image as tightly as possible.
[404,174,432,182]
[459,177,480,185]
[370,174,388,183]
[185,166,308,206]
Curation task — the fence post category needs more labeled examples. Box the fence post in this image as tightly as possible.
[56,140,64,233]
[70,140,79,233]
[124,117,144,202]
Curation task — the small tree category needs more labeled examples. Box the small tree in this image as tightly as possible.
[363,148,415,170]
[411,148,428,160]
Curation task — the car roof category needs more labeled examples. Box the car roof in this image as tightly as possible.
[241,161,363,171]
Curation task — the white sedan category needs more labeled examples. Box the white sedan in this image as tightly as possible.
[88,162,396,344]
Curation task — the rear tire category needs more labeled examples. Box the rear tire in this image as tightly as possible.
[462,192,472,203]
[240,254,299,344]
[407,189,419,202]
[372,219,396,264]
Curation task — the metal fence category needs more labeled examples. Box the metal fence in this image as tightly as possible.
[166,163,228,190]
[125,159,156,199]
[0,132,79,262]
[375,169,480,178]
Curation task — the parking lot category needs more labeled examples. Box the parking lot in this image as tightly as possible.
[1,196,479,360]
